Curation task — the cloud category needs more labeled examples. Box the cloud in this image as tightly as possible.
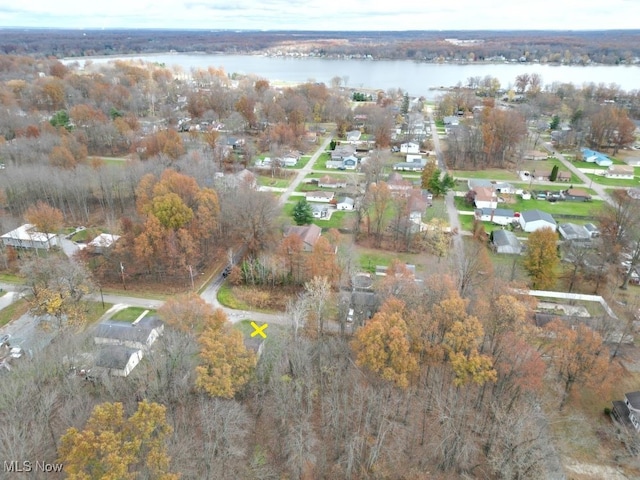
[0,0,638,30]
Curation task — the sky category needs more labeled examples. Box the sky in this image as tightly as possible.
[0,0,639,31]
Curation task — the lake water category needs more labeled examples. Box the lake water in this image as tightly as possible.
[65,53,640,99]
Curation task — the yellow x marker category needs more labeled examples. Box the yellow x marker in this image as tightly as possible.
[250,321,268,338]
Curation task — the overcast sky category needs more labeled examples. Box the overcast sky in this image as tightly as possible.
[0,0,638,30]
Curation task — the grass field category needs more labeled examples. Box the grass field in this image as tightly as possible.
[0,298,29,328]
[585,173,640,187]
[358,248,420,274]
[289,155,312,169]
[313,211,349,229]
[217,282,250,310]
[453,195,605,217]
[110,306,155,323]
[451,169,519,181]
[257,175,291,189]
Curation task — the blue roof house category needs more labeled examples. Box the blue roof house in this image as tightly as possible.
[581,148,613,167]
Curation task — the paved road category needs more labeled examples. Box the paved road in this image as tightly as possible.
[542,142,613,206]
[279,135,333,206]
[427,107,465,265]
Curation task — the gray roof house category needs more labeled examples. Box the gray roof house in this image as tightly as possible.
[558,223,591,242]
[612,391,640,431]
[94,346,143,377]
[491,230,522,255]
[518,210,557,233]
[94,316,164,352]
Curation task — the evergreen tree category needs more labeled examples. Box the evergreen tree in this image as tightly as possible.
[549,165,559,182]
[292,198,314,225]
[401,93,410,115]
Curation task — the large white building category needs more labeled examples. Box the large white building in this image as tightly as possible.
[0,224,58,250]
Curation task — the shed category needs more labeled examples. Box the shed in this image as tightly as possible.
[491,230,522,255]
[558,223,591,242]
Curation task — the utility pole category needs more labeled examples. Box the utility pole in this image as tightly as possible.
[188,265,195,291]
[120,262,126,291]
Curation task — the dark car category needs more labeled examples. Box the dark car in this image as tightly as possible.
[222,266,232,278]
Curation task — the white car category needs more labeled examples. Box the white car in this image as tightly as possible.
[347,309,354,323]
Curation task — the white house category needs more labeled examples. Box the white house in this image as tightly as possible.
[473,187,498,209]
[318,175,347,188]
[88,233,121,254]
[306,191,335,203]
[280,156,298,167]
[94,346,143,377]
[336,197,355,211]
[518,209,557,233]
[400,142,420,154]
[346,130,362,142]
[311,204,329,218]
[612,391,640,431]
[606,164,634,179]
[474,208,515,226]
[0,224,58,250]
[558,223,591,242]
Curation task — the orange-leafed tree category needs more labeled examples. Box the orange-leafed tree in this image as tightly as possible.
[543,320,611,409]
[444,315,497,386]
[351,298,418,388]
[158,292,214,333]
[195,309,256,398]
[523,227,559,290]
[24,201,64,247]
[58,401,177,480]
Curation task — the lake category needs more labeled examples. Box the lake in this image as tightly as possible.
[65,53,640,99]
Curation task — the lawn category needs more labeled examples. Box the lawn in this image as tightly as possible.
[0,298,29,328]
[358,248,419,274]
[217,282,250,310]
[0,273,25,284]
[451,169,519,181]
[313,152,344,171]
[453,195,605,217]
[71,227,104,243]
[288,155,311,169]
[257,175,291,189]
[521,158,581,184]
[110,306,155,323]
[313,211,349,229]
[585,173,640,188]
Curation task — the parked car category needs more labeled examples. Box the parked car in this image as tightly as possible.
[222,266,232,278]
[347,308,354,323]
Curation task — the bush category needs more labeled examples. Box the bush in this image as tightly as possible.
[604,407,612,416]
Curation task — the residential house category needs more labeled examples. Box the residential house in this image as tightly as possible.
[94,346,143,377]
[1,224,58,250]
[311,204,329,218]
[491,229,522,255]
[581,148,613,167]
[94,316,164,352]
[336,197,355,211]
[234,169,258,189]
[558,223,591,242]
[393,160,426,171]
[279,156,298,167]
[475,208,515,226]
[584,223,600,238]
[306,191,335,203]
[524,150,549,160]
[519,209,557,232]
[606,164,634,179]
[562,188,591,201]
[346,130,362,143]
[400,142,420,154]
[624,156,640,167]
[284,224,322,252]
[473,187,498,209]
[467,179,515,194]
[612,391,640,431]
[88,233,121,254]
[342,156,358,170]
[386,173,413,194]
[443,116,460,126]
[318,175,347,188]
[527,170,571,182]
[331,144,356,161]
